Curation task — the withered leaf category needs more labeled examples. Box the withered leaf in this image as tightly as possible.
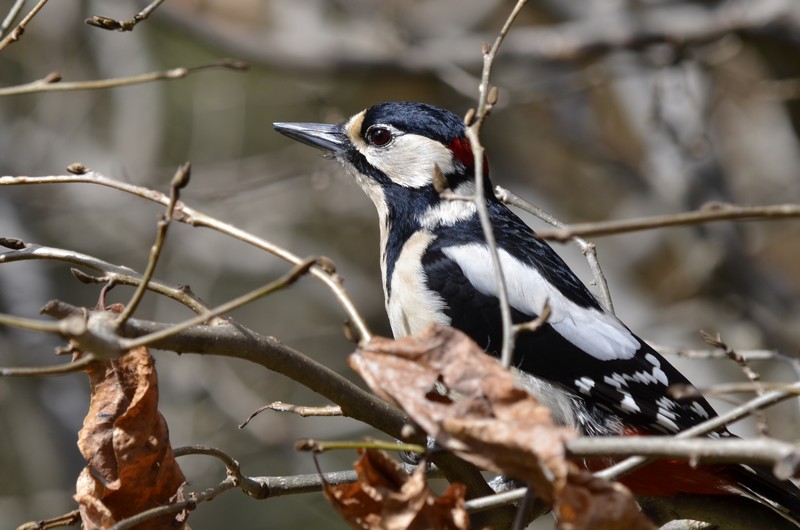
[324,448,468,530]
[350,325,576,502]
[75,346,186,529]
[557,469,655,530]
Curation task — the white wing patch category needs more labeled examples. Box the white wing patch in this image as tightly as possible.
[442,244,640,362]
[644,353,669,386]
[575,377,595,395]
[387,231,451,337]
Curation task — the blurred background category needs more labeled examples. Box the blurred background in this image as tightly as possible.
[1,0,800,528]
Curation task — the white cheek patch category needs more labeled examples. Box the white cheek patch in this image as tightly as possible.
[387,231,451,337]
[442,244,640,362]
[364,134,457,189]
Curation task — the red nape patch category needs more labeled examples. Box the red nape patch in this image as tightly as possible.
[447,137,490,174]
[447,137,475,168]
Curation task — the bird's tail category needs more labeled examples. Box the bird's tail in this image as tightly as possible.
[733,464,800,528]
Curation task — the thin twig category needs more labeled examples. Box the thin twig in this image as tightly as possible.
[0,0,47,51]
[0,311,79,335]
[0,171,372,342]
[597,381,800,482]
[0,354,95,377]
[0,59,248,97]
[464,0,529,369]
[295,438,426,455]
[701,331,768,435]
[107,477,236,530]
[16,509,82,530]
[671,381,800,400]
[495,186,615,313]
[567,436,800,470]
[512,301,551,335]
[466,383,800,512]
[115,163,190,328]
[86,0,165,31]
[536,202,800,242]
[0,0,27,38]
[120,257,320,350]
[0,240,212,315]
[239,401,342,428]
[511,486,535,530]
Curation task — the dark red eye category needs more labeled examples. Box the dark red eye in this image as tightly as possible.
[366,126,392,147]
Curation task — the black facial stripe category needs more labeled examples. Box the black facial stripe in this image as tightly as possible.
[361,102,465,144]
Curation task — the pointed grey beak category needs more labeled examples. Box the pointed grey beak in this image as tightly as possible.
[272,122,347,154]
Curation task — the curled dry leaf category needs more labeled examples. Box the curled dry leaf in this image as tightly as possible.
[75,346,186,529]
[350,325,654,529]
[324,448,468,530]
[558,469,655,530]
[350,325,575,502]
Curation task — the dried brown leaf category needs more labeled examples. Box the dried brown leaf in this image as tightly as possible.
[324,448,468,530]
[557,469,655,530]
[75,346,186,529]
[350,325,576,502]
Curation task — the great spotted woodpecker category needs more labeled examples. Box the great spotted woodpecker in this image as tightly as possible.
[274,101,800,522]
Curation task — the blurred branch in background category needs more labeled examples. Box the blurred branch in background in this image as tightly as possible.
[0,59,248,97]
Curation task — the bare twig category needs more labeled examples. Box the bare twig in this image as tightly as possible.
[495,186,614,313]
[0,0,27,38]
[41,302,492,497]
[464,0,529,369]
[512,301,551,335]
[239,401,342,428]
[0,59,248,97]
[597,381,800,482]
[16,509,81,530]
[0,0,47,51]
[701,331,768,435]
[120,257,319,350]
[86,0,165,32]
[671,381,800,400]
[108,477,235,530]
[247,470,358,498]
[536,202,800,242]
[701,331,764,396]
[296,438,426,455]
[567,436,800,470]
[467,387,800,513]
[511,486,535,530]
[0,240,212,315]
[173,445,265,499]
[0,354,95,377]
[115,163,190,328]
[0,171,371,342]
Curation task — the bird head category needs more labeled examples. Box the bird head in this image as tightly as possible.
[273,102,489,210]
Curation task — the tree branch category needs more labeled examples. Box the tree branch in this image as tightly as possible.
[0,60,248,97]
[536,202,800,242]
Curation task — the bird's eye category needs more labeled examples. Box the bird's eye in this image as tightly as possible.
[366,127,392,147]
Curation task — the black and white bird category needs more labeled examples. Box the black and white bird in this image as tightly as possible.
[274,101,800,520]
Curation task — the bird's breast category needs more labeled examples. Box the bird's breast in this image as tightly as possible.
[385,230,451,338]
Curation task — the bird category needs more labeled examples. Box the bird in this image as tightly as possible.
[273,101,800,523]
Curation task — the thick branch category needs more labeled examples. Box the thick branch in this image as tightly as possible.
[39,302,493,499]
